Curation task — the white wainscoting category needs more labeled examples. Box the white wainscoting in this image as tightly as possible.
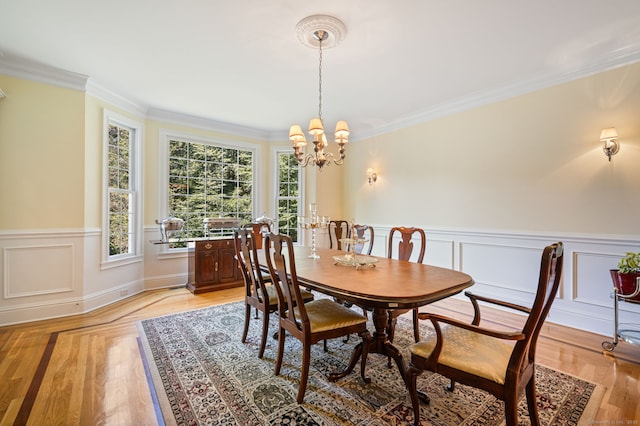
[143,227,189,289]
[4,243,75,298]
[3,226,639,338]
[369,225,640,338]
[0,229,144,325]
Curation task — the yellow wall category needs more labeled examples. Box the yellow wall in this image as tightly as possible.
[0,75,282,231]
[344,62,640,235]
[3,61,639,236]
[0,76,85,229]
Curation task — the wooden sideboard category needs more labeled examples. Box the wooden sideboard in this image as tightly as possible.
[186,238,243,294]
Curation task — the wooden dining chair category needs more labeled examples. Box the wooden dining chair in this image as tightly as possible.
[348,224,375,255]
[329,220,350,250]
[387,226,426,349]
[233,228,313,358]
[264,232,372,403]
[405,242,564,426]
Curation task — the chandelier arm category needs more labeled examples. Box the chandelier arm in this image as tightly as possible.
[299,154,316,168]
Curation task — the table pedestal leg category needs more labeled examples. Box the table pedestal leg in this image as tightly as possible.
[325,308,407,385]
[328,330,372,384]
[369,307,407,383]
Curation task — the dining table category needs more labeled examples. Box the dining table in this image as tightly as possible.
[270,245,475,383]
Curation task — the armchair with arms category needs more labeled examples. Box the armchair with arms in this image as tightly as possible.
[405,242,564,426]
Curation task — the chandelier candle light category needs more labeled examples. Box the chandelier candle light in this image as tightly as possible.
[290,15,349,171]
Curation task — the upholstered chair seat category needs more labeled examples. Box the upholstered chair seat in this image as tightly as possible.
[293,298,369,333]
[410,324,515,384]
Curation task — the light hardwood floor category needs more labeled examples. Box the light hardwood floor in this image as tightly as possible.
[1,286,638,425]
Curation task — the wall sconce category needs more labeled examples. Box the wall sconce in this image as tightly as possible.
[367,168,377,185]
[600,127,620,161]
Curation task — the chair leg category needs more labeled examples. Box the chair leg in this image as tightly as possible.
[406,365,425,426]
[258,309,269,359]
[324,339,328,352]
[297,343,312,403]
[241,304,251,343]
[525,375,540,425]
[446,379,456,392]
[387,313,397,368]
[412,308,420,342]
[274,327,286,376]
[503,392,519,426]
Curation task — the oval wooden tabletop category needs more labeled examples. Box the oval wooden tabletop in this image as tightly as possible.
[286,246,474,309]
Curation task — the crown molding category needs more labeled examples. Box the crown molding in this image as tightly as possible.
[3,48,640,143]
[0,55,88,91]
[147,108,271,141]
[356,51,640,141]
[85,79,148,117]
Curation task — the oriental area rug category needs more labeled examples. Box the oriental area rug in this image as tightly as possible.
[137,301,604,426]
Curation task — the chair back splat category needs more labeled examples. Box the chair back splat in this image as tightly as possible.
[329,220,350,250]
[406,242,564,426]
[388,226,426,263]
[233,228,273,358]
[246,222,272,249]
[267,233,307,330]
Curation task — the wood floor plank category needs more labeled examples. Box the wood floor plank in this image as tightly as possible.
[0,286,638,425]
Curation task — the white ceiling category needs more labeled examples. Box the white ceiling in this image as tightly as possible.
[2,0,640,140]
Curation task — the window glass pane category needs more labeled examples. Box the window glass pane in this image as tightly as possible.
[107,121,136,258]
[276,152,301,242]
[119,170,129,190]
[168,138,253,240]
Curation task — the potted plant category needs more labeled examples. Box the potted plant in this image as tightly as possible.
[610,251,640,302]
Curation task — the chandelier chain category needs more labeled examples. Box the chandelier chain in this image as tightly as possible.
[318,35,323,121]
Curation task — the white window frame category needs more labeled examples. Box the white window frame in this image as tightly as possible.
[158,129,261,252]
[271,146,305,243]
[101,110,144,268]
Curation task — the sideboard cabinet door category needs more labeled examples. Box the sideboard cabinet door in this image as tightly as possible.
[187,238,242,294]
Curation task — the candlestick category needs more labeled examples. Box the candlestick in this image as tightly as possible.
[299,206,329,259]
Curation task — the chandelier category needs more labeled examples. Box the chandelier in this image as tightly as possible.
[289,15,349,171]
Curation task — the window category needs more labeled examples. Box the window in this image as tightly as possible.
[159,130,258,246]
[103,111,142,265]
[274,150,303,242]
